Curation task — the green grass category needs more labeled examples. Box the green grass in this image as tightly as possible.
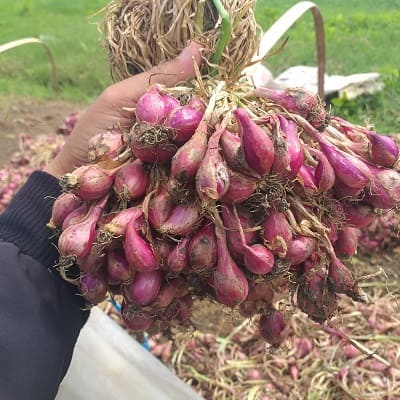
[0,0,111,101]
[255,0,400,133]
[0,0,399,132]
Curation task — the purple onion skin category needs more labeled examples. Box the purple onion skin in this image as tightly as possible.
[107,249,132,282]
[214,224,249,307]
[88,131,123,162]
[333,180,364,200]
[343,202,375,228]
[79,273,108,304]
[47,192,82,229]
[259,308,286,346]
[220,129,254,175]
[297,164,317,192]
[136,86,169,124]
[162,94,180,114]
[121,302,153,332]
[148,186,174,230]
[130,135,176,164]
[166,105,203,145]
[244,244,275,275]
[284,236,317,266]
[255,87,327,130]
[123,270,162,306]
[188,97,206,113]
[367,132,399,168]
[327,256,357,298]
[319,140,371,190]
[221,205,257,260]
[158,202,200,236]
[58,199,105,263]
[167,237,190,272]
[364,166,400,209]
[196,126,230,201]
[124,211,159,272]
[188,223,218,272]
[61,203,90,231]
[221,169,257,204]
[262,209,293,257]
[78,252,106,275]
[297,269,338,322]
[114,159,149,201]
[171,119,208,184]
[272,115,304,178]
[312,149,335,192]
[67,165,115,201]
[234,108,275,176]
[101,206,141,237]
[334,227,358,259]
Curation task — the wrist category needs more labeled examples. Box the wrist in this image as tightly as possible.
[44,153,75,178]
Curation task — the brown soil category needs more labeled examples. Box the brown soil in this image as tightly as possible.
[0,96,87,165]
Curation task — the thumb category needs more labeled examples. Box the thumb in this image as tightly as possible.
[107,41,203,105]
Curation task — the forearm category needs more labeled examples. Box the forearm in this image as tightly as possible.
[0,171,89,399]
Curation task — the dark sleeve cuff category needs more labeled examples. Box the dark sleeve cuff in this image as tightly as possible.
[0,170,62,270]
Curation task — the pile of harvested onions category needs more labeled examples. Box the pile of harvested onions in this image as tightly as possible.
[48,74,400,344]
[358,207,400,253]
[0,132,67,213]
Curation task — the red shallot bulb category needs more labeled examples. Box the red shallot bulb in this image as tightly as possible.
[262,209,292,257]
[124,210,158,272]
[366,131,399,168]
[234,108,275,176]
[123,270,162,306]
[130,127,176,164]
[166,105,203,144]
[243,244,275,275]
[58,197,106,264]
[61,202,90,231]
[60,164,115,201]
[297,269,338,322]
[170,119,208,185]
[221,205,257,260]
[167,237,190,272]
[284,235,317,266]
[47,192,82,230]
[79,273,108,304]
[188,223,218,273]
[258,308,286,345]
[255,87,327,130]
[220,129,253,175]
[107,249,132,283]
[271,115,303,178]
[158,202,200,236]
[135,86,169,124]
[114,159,148,202]
[88,131,123,162]
[334,227,358,258]
[221,169,257,204]
[213,223,249,307]
[196,125,230,201]
[147,185,174,230]
[121,302,153,332]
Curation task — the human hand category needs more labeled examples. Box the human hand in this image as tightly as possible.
[44,42,202,177]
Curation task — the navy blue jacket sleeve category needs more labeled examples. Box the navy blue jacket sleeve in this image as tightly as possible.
[0,171,89,400]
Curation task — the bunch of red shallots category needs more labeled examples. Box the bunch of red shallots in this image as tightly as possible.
[49,81,400,344]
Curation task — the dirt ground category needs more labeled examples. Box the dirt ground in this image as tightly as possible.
[0,96,87,165]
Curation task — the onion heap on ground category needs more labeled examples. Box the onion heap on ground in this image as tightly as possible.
[0,132,68,213]
[358,209,400,253]
[48,0,400,345]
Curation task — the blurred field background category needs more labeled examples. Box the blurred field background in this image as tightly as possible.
[0,0,399,131]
